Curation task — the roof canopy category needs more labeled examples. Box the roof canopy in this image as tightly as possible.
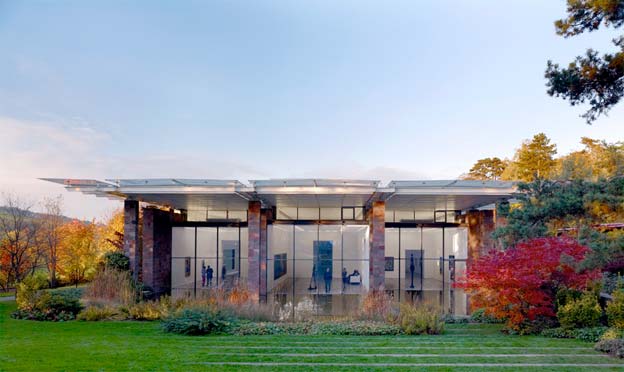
[41,178,515,213]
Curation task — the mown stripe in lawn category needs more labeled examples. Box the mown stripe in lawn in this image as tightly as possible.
[193,362,624,367]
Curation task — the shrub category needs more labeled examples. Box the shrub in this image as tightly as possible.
[77,305,118,321]
[162,308,236,335]
[397,302,444,335]
[230,321,401,336]
[541,326,607,342]
[442,314,469,324]
[12,289,83,322]
[311,321,401,336]
[557,292,602,329]
[607,290,624,329]
[125,298,170,321]
[470,308,502,324]
[104,252,130,272]
[456,237,600,331]
[595,339,624,358]
[84,267,136,306]
[361,290,395,321]
[601,327,624,341]
[15,274,50,311]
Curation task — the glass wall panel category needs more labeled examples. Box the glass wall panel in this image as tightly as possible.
[422,228,443,290]
[228,210,247,221]
[400,228,422,291]
[342,225,369,290]
[293,225,317,293]
[385,228,400,291]
[268,224,293,293]
[354,207,364,220]
[187,210,206,222]
[395,210,414,222]
[320,208,341,220]
[319,225,342,280]
[196,227,218,290]
[298,208,319,220]
[172,227,196,290]
[219,227,240,288]
[277,207,297,220]
[207,210,227,219]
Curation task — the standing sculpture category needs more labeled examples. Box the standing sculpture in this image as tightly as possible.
[308,263,317,290]
[409,253,415,289]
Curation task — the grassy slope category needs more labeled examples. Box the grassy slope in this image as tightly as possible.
[1,301,623,372]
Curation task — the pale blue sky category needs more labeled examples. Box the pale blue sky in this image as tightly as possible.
[1,1,622,219]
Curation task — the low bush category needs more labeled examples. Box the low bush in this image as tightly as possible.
[600,327,624,341]
[541,326,607,342]
[442,314,469,324]
[595,339,624,358]
[125,298,170,321]
[557,292,602,329]
[13,278,83,321]
[77,305,118,321]
[470,308,502,324]
[311,321,401,335]
[397,302,444,335]
[607,290,624,329]
[231,320,400,336]
[162,308,236,335]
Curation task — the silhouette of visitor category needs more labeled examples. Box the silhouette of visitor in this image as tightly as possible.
[206,265,213,287]
[324,267,332,293]
[341,267,348,291]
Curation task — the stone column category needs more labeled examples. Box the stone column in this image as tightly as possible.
[259,208,271,302]
[465,209,496,266]
[247,201,262,300]
[142,208,173,296]
[123,200,140,282]
[369,201,385,290]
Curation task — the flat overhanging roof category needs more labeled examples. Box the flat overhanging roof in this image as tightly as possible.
[41,178,515,212]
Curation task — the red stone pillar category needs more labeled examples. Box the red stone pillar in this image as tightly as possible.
[247,201,262,300]
[465,209,496,266]
[369,201,385,290]
[123,200,140,282]
[142,208,172,296]
[259,208,271,301]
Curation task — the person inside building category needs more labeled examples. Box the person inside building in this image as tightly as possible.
[206,265,213,287]
[341,267,348,291]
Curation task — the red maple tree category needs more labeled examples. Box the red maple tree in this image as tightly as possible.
[456,237,600,330]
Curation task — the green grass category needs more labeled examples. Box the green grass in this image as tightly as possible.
[0,292,14,298]
[1,301,623,372]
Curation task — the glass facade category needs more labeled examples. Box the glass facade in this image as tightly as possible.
[171,226,247,297]
[171,222,468,316]
[385,227,467,314]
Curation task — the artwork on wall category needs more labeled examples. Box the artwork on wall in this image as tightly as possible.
[222,240,238,274]
[274,253,287,280]
[184,257,191,277]
[385,256,394,271]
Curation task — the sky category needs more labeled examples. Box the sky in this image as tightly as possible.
[1,0,623,220]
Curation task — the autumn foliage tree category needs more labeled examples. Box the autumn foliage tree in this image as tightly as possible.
[456,237,600,332]
[58,220,98,286]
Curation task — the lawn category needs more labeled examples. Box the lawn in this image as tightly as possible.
[1,301,623,372]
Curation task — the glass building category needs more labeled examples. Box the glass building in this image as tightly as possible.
[44,178,514,317]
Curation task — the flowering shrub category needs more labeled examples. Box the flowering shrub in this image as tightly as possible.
[607,290,624,329]
[557,292,602,329]
[456,237,599,332]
